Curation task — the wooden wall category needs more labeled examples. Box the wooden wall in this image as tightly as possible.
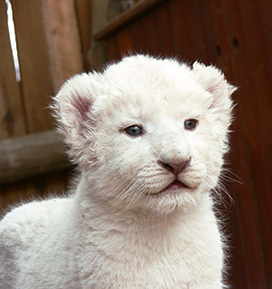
[0,0,91,212]
[94,0,272,288]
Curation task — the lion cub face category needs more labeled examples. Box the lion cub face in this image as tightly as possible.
[53,55,235,213]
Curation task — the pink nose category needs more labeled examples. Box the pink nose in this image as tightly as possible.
[159,158,191,177]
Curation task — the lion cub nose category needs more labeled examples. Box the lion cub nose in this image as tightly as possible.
[159,158,191,177]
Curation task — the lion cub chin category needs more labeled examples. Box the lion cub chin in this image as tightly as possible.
[0,55,235,288]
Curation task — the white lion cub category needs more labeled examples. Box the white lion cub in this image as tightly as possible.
[0,55,235,288]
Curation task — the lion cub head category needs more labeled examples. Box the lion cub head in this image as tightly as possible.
[52,55,235,213]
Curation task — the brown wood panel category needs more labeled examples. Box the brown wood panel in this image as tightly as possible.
[2,181,28,210]
[74,0,92,70]
[129,18,147,54]
[0,130,69,185]
[116,29,133,56]
[106,36,120,61]
[1,171,69,214]
[153,2,175,56]
[94,0,168,40]
[203,3,257,288]
[24,172,67,201]
[170,0,217,64]
[258,1,272,285]
[203,3,250,288]
[137,13,161,55]
[10,0,54,133]
[169,0,195,61]
[221,1,272,288]
[122,7,163,56]
[0,0,27,139]
[43,0,84,93]
[204,2,232,76]
[0,193,5,214]
[46,171,69,195]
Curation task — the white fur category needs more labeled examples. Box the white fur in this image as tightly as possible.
[0,55,236,288]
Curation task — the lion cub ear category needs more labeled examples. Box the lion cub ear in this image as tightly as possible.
[51,73,101,165]
[192,62,236,126]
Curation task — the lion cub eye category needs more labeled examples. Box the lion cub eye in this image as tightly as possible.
[184,119,198,130]
[125,125,143,137]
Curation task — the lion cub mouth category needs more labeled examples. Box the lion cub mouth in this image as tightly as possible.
[162,180,190,192]
[149,180,191,196]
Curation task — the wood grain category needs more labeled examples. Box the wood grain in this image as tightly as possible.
[74,0,92,70]
[10,0,54,133]
[43,0,84,93]
[0,0,27,139]
[0,130,70,185]
[93,0,168,40]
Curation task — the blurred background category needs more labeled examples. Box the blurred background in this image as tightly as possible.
[0,0,271,288]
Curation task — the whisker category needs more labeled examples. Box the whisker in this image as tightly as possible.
[221,168,244,185]
[111,179,146,210]
[204,173,235,207]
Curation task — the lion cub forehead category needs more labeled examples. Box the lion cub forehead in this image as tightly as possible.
[98,56,211,119]
[103,55,192,84]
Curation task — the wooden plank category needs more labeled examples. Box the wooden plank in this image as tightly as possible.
[234,0,272,286]
[138,11,160,55]
[0,189,5,214]
[189,1,217,64]
[0,0,27,139]
[170,0,216,64]
[203,3,249,288]
[23,173,65,201]
[43,0,84,93]
[116,28,133,56]
[89,0,109,70]
[1,181,27,212]
[0,130,70,185]
[106,36,120,61]
[258,2,272,286]
[114,11,161,58]
[204,1,232,76]
[169,0,194,61]
[203,0,272,287]
[153,2,175,57]
[128,18,147,54]
[10,0,54,133]
[1,170,70,214]
[46,171,68,195]
[220,1,271,288]
[93,0,168,40]
[74,0,92,70]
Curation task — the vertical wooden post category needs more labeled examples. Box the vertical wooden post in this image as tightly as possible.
[0,0,27,139]
[74,0,92,70]
[89,0,109,70]
[10,0,54,133]
[42,0,84,93]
